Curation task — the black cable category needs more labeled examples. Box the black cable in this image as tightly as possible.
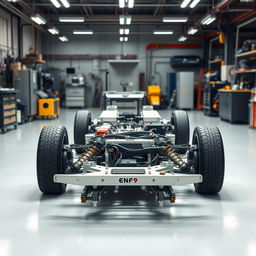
[107,144,163,155]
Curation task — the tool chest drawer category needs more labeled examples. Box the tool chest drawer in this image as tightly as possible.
[4,115,16,125]
[4,109,16,117]
[0,89,17,133]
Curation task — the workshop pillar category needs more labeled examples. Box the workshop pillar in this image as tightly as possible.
[224,24,235,65]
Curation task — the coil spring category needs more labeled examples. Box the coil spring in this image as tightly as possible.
[74,145,101,169]
[162,145,187,170]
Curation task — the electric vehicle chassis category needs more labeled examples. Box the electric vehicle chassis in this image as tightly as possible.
[37,106,225,206]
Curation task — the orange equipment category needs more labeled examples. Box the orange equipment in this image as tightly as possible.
[38,98,60,119]
[249,91,256,128]
[147,85,161,107]
[196,69,208,110]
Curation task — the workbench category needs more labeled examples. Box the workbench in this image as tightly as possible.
[102,91,146,115]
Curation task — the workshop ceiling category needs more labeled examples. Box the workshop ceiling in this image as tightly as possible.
[1,0,256,37]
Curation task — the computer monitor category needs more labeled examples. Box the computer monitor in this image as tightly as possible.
[66,67,75,74]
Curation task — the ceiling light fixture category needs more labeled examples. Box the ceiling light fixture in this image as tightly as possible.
[119,15,132,25]
[59,17,84,22]
[48,27,59,35]
[120,37,124,42]
[125,28,129,35]
[73,30,93,34]
[50,0,61,8]
[119,16,125,25]
[59,0,70,8]
[180,0,191,8]
[154,31,173,35]
[178,36,187,42]
[201,15,216,25]
[124,37,128,41]
[187,27,198,35]
[119,28,124,35]
[128,0,134,8]
[119,0,125,8]
[59,36,68,42]
[126,16,131,25]
[31,14,46,25]
[6,0,19,2]
[189,0,200,8]
[162,17,188,22]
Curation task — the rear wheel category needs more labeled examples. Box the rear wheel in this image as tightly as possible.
[74,110,91,154]
[192,125,225,194]
[37,125,68,195]
[171,110,190,154]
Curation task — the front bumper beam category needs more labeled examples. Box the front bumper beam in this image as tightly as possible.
[54,165,202,186]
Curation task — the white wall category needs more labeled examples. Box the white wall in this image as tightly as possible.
[21,22,43,58]
[0,8,19,64]
[0,7,43,64]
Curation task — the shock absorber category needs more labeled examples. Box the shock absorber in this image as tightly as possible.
[74,137,104,169]
[162,145,188,171]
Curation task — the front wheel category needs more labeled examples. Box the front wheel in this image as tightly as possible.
[192,125,225,194]
[74,110,91,154]
[37,125,69,195]
[171,110,190,154]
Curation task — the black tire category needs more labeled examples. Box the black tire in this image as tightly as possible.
[74,110,91,154]
[192,125,225,194]
[171,110,190,154]
[37,125,68,195]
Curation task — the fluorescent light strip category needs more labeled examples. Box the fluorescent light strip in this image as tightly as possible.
[187,27,198,35]
[59,36,68,41]
[120,37,124,42]
[119,0,125,8]
[126,16,131,25]
[178,36,187,42]
[119,28,124,35]
[59,17,84,22]
[201,15,216,25]
[119,16,125,25]
[128,0,134,8]
[124,37,128,41]
[206,17,216,25]
[180,0,191,8]
[73,31,93,34]
[48,27,59,35]
[190,0,200,8]
[162,17,188,22]
[59,0,70,8]
[50,0,61,8]
[154,31,173,35]
[119,15,132,25]
[31,14,46,25]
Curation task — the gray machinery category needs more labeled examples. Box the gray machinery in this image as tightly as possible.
[13,70,38,120]
[65,74,86,108]
[176,72,194,110]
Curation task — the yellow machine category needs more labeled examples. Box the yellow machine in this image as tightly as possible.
[147,85,161,106]
[38,98,60,119]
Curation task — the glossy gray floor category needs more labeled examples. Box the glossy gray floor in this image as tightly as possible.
[0,108,256,256]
